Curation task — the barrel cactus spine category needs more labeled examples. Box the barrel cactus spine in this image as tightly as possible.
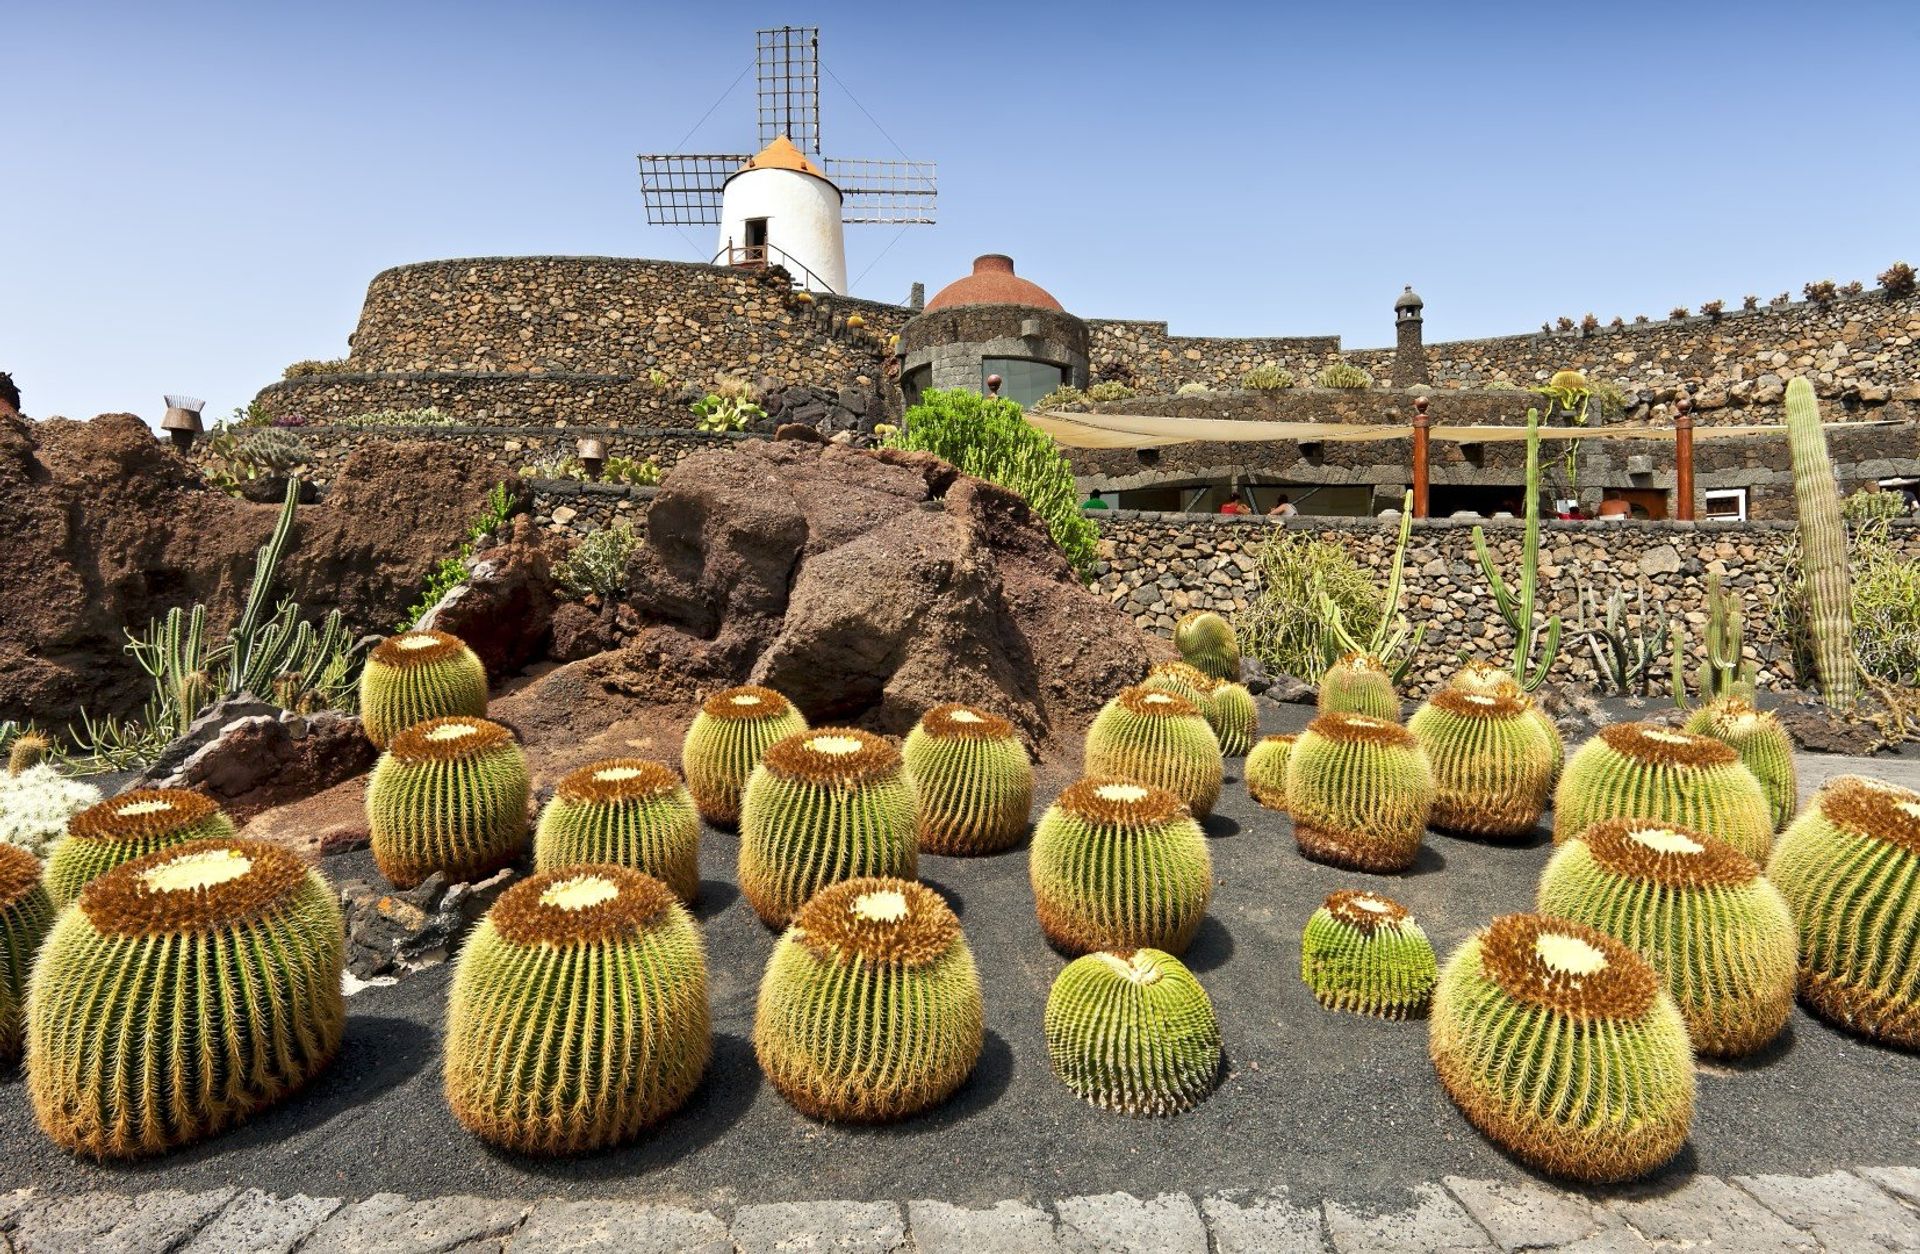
[1245,734,1297,811]
[1205,682,1258,757]
[1539,818,1796,1057]
[754,877,982,1122]
[533,759,701,902]
[1029,778,1212,955]
[44,788,235,908]
[358,629,489,749]
[1301,890,1437,1018]
[1141,660,1216,707]
[1409,688,1556,840]
[681,685,808,827]
[1083,686,1222,819]
[902,704,1034,856]
[444,865,710,1154]
[27,837,345,1158]
[1285,713,1435,873]
[738,728,917,928]
[8,731,52,777]
[1317,652,1401,721]
[1045,948,1222,1116]
[1174,610,1241,681]
[366,716,530,889]
[1682,698,1797,831]
[1553,722,1773,861]
[1429,913,1694,1183]
[0,845,53,1066]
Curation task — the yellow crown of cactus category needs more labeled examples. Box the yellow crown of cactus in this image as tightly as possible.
[681,685,808,826]
[1045,948,1222,1116]
[1083,686,1223,819]
[1029,778,1212,955]
[1301,890,1437,1018]
[1449,661,1563,782]
[1285,713,1435,872]
[902,704,1034,856]
[44,788,235,908]
[444,865,710,1154]
[1539,818,1796,1057]
[1682,698,1797,832]
[1317,652,1401,722]
[27,838,345,1158]
[1409,688,1557,840]
[0,845,54,1066]
[365,716,530,888]
[1767,776,1920,1047]
[1245,734,1297,811]
[738,728,917,927]
[533,759,701,902]
[1429,913,1694,1183]
[1553,722,1773,861]
[358,629,489,750]
[1173,611,1241,681]
[754,877,982,1122]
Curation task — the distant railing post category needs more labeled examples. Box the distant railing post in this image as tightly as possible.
[1674,396,1695,521]
[1411,395,1431,519]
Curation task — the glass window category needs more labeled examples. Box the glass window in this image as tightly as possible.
[982,358,1065,409]
[1703,488,1748,521]
[902,365,932,409]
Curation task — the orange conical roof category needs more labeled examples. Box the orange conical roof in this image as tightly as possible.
[737,136,827,179]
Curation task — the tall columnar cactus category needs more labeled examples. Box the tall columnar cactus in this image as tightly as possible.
[1173,611,1241,682]
[754,877,983,1121]
[1767,775,1920,1047]
[1682,698,1798,831]
[1317,652,1401,721]
[27,837,345,1158]
[444,866,710,1154]
[1689,574,1758,705]
[1470,408,1564,691]
[357,630,490,749]
[1553,722,1773,861]
[1030,778,1213,955]
[1300,890,1438,1019]
[1319,492,1426,683]
[1045,948,1222,1116]
[0,844,54,1065]
[533,759,701,902]
[738,728,917,927]
[1409,688,1557,840]
[1082,686,1223,819]
[1429,913,1694,1183]
[365,716,531,888]
[681,685,808,827]
[1284,713,1435,872]
[1538,818,1797,1057]
[902,704,1034,856]
[1784,376,1858,709]
[44,788,236,908]
[1245,734,1298,811]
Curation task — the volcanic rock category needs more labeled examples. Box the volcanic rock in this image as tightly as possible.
[418,516,559,679]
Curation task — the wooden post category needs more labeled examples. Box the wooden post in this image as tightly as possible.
[1411,395,1431,519]
[1674,396,1695,521]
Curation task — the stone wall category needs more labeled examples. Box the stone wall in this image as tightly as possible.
[528,481,655,543]
[1086,320,1344,393]
[1089,510,1920,694]
[253,372,671,428]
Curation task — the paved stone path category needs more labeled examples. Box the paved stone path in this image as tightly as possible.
[6,1166,1920,1253]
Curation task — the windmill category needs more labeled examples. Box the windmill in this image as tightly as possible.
[638,26,936,295]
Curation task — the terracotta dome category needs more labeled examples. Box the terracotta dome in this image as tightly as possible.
[924,255,1063,312]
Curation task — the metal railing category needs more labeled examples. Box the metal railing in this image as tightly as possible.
[714,240,833,293]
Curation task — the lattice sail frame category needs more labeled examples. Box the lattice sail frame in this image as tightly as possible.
[757,26,821,153]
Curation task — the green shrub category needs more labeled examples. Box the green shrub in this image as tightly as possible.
[1771,519,1920,689]
[1879,261,1917,298]
[1843,488,1907,523]
[555,521,639,600]
[520,455,660,486]
[336,407,456,428]
[282,358,348,379]
[1175,382,1212,396]
[690,393,764,432]
[1235,533,1386,680]
[1239,364,1296,390]
[1035,385,1088,412]
[399,483,518,629]
[1315,361,1373,389]
[1086,381,1136,403]
[886,388,1098,577]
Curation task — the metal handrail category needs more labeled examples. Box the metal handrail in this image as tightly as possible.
[714,239,833,293]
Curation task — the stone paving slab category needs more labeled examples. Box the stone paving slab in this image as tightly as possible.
[1053,1191,1208,1253]
[907,1199,1063,1252]
[182,1188,343,1254]
[1442,1176,1625,1252]
[1325,1183,1494,1253]
[1733,1171,1920,1252]
[1199,1189,1327,1253]
[509,1199,731,1254]
[730,1200,906,1253]
[7,1187,237,1254]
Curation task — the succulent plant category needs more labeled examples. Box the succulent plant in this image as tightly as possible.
[681,685,808,827]
[754,877,982,1121]
[1285,713,1435,872]
[444,865,710,1154]
[0,844,54,1065]
[901,704,1033,856]
[27,837,345,1158]
[1205,683,1258,757]
[1553,722,1773,862]
[1045,948,1222,1115]
[44,788,236,908]
[1682,698,1797,831]
[1429,913,1694,1183]
[1538,817,1796,1057]
[1409,688,1557,840]
[1767,775,1920,1047]
[1300,890,1437,1018]
[358,630,489,749]
[1173,611,1241,681]
[8,731,51,777]
[1449,661,1564,782]
[1029,778,1212,955]
[1141,659,1216,705]
[1245,734,1297,811]
[533,759,701,902]
[738,728,917,927]
[365,716,530,889]
[0,765,100,860]
[1083,686,1223,819]
[1317,652,1401,721]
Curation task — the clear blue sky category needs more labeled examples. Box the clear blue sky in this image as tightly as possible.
[4,0,1915,423]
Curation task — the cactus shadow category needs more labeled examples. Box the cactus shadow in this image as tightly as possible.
[694,878,741,921]
[1708,1019,1798,1072]
[1404,843,1449,876]
[1183,916,1235,973]
[1433,823,1552,852]
[920,877,966,918]
[1201,812,1241,840]
[871,1029,1015,1135]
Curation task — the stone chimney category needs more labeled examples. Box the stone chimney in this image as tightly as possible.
[1392,285,1429,387]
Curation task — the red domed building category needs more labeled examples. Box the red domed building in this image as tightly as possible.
[897,255,1089,408]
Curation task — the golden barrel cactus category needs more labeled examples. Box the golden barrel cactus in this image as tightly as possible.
[1285,713,1435,872]
[358,629,489,749]
[1409,688,1557,840]
[365,716,530,888]
[1029,778,1212,955]
[533,759,701,902]
[902,704,1033,856]
[44,788,235,908]
[1083,686,1222,819]
[681,685,808,827]
[1553,722,1773,861]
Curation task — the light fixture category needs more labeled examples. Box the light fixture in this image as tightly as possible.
[161,395,205,452]
[576,437,607,481]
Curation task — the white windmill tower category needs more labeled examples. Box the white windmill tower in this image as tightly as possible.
[638,26,936,295]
